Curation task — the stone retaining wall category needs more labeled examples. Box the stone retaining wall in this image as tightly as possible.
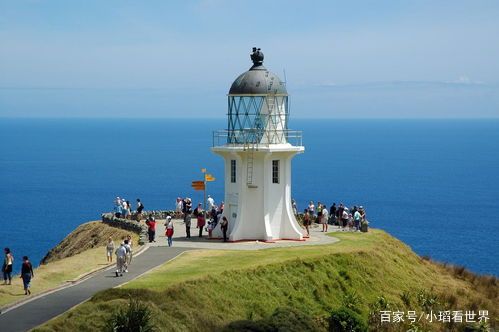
[101,213,148,245]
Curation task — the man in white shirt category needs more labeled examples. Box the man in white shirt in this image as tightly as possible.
[207,195,215,211]
[115,243,127,277]
[123,239,132,273]
[322,206,329,232]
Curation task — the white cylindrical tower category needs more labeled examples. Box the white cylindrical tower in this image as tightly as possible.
[212,48,304,241]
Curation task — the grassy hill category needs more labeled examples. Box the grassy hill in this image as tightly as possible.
[34,230,497,331]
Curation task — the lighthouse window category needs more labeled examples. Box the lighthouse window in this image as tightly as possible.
[231,160,236,183]
[272,160,279,184]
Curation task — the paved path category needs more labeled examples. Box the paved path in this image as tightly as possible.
[0,246,189,332]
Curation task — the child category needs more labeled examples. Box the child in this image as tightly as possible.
[165,216,174,247]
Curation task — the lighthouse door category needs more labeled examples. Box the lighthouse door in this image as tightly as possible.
[229,204,237,234]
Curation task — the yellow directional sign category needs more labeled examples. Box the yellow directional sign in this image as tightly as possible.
[205,174,216,182]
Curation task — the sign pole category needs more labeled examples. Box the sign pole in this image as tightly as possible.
[202,168,207,220]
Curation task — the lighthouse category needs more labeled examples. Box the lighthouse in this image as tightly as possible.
[212,48,304,241]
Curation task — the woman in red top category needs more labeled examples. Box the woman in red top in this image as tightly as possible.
[195,203,206,237]
[145,215,157,243]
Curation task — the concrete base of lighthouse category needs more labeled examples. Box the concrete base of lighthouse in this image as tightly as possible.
[211,144,304,242]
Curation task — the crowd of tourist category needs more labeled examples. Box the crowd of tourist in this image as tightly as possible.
[113,196,144,220]
[298,200,368,236]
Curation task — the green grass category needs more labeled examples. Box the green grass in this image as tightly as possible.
[35,230,498,332]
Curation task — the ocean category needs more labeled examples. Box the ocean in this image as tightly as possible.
[0,118,498,276]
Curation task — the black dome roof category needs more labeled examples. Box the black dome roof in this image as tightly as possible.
[228,48,287,95]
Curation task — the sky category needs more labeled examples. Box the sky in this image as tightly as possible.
[1,0,498,118]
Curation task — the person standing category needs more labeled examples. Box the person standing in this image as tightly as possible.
[194,203,206,237]
[342,208,350,230]
[106,237,115,263]
[353,208,362,231]
[20,256,34,295]
[220,216,229,242]
[183,198,192,238]
[136,198,144,221]
[175,197,183,219]
[322,205,329,232]
[337,203,345,229]
[329,203,337,226]
[207,195,215,211]
[115,243,127,277]
[2,248,14,285]
[308,201,315,217]
[145,214,157,243]
[165,216,174,247]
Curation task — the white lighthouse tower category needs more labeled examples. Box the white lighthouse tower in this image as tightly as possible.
[212,48,304,242]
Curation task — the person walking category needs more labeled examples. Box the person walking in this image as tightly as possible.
[302,209,311,237]
[145,214,157,243]
[114,243,127,277]
[2,247,14,285]
[123,239,132,273]
[220,216,229,242]
[165,216,174,247]
[106,237,115,263]
[20,256,34,295]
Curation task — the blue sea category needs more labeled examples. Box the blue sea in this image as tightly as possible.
[0,118,498,276]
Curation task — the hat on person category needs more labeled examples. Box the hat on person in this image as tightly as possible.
[167,215,172,220]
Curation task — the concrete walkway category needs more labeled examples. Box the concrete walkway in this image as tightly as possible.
[0,220,340,331]
[0,246,189,332]
[149,218,339,250]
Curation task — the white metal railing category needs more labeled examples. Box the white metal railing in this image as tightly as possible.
[212,129,303,147]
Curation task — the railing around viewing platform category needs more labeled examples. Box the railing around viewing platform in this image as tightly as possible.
[212,129,303,147]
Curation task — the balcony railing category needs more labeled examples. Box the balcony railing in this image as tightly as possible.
[213,129,303,147]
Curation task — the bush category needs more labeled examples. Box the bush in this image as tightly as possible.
[105,297,156,332]
[341,290,362,313]
[329,307,367,332]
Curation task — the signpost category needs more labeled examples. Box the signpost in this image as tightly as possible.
[191,169,216,220]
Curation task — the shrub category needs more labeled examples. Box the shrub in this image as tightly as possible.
[416,289,439,313]
[341,290,362,313]
[105,297,156,332]
[329,307,367,332]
